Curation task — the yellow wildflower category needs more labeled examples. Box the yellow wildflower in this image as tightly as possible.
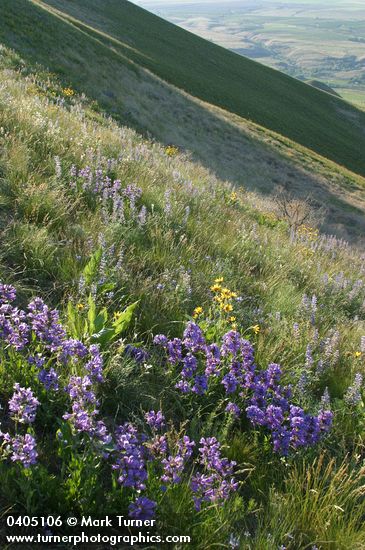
[113,311,122,321]
[165,145,179,157]
[229,316,236,323]
[76,303,84,311]
[252,324,260,334]
[214,277,224,284]
[221,287,232,297]
[63,87,75,97]
[231,323,237,330]
[193,306,203,318]
[210,284,222,292]
[222,303,233,313]
[354,351,362,358]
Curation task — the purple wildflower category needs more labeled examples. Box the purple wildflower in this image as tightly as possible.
[112,423,147,490]
[182,353,197,378]
[167,338,183,364]
[128,496,156,521]
[59,339,88,364]
[9,434,38,468]
[9,384,40,424]
[222,373,238,394]
[192,374,208,395]
[153,334,168,347]
[226,402,241,417]
[145,410,165,430]
[183,322,205,352]
[344,373,363,406]
[0,284,16,303]
[38,368,59,391]
[124,345,149,364]
[85,345,104,382]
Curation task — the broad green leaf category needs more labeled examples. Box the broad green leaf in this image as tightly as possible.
[87,293,96,335]
[112,301,138,336]
[83,248,102,285]
[94,307,108,332]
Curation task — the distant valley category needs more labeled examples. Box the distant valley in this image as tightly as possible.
[137,0,365,109]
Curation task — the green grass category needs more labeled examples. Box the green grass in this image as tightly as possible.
[0,0,365,179]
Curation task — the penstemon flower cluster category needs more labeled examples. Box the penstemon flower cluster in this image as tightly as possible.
[154,321,333,455]
[0,282,238,520]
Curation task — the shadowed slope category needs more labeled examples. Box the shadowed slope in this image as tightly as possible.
[0,0,365,244]
[0,0,364,176]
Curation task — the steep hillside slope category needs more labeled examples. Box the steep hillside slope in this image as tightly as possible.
[307,81,342,98]
[1,0,365,179]
[1,46,365,549]
[1,0,365,245]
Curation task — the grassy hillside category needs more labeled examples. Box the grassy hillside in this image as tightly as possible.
[307,80,342,98]
[0,45,365,548]
[1,0,365,180]
[1,0,365,247]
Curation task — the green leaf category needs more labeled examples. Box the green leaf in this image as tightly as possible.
[66,301,78,338]
[112,301,138,336]
[87,293,96,335]
[94,307,108,333]
[83,248,102,285]
[91,327,115,346]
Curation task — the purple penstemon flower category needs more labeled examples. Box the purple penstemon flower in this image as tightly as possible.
[112,423,148,491]
[226,402,240,417]
[85,344,104,382]
[182,353,198,379]
[38,368,59,391]
[0,283,16,304]
[9,384,40,424]
[128,496,156,520]
[9,433,38,468]
[183,322,205,352]
[153,334,168,347]
[145,410,165,430]
[124,345,149,364]
[191,437,237,511]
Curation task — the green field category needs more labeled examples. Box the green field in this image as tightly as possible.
[1,0,365,179]
[146,0,365,109]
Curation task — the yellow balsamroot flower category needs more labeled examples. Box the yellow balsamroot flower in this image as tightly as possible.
[214,277,224,284]
[210,284,222,292]
[229,316,236,323]
[76,303,84,311]
[222,303,233,313]
[354,351,362,358]
[63,87,75,97]
[252,324,260,335]
[229,191,238,204]
[165,145,179,157]
[193,306,203,318]
[113,311,122,321]
[221,287,232,296]
[214,295,223,303]
[297,225,319,242]
[231,323,237,330]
